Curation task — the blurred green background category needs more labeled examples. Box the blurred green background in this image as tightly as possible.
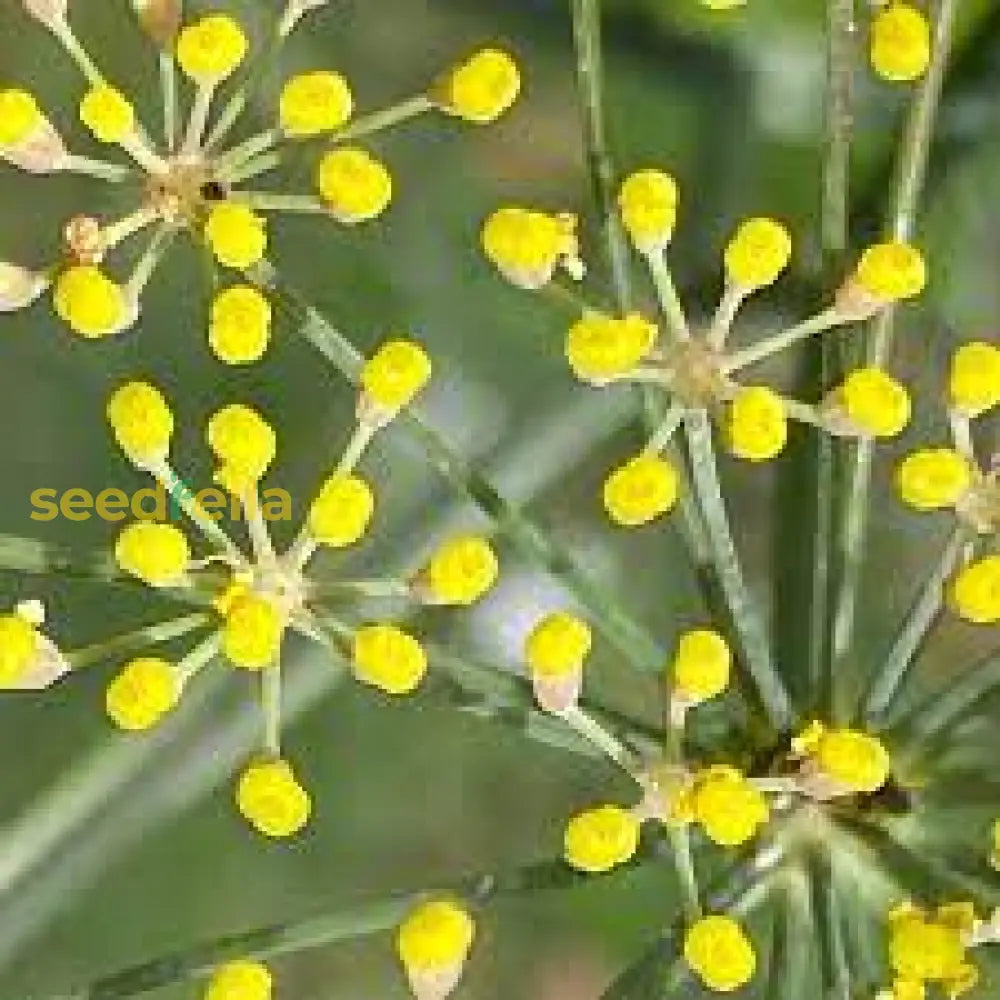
[1,0,1000,996]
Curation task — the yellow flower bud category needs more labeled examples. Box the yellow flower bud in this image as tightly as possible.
[0,612,39,686]
[396,899,475,1000]
[724,217,792,290]
[317,147,392,224]
[0,89,43,147]
[949,342,1000,417]
[603,453,679,527]
[352,624,428,695]
[105,657,179,731]
[724,386,788,462]
[209,285,272,365]
[481,207,579,290]
[115,521,190,586]
[563,804,640,873]
[205,203,268,270]
[54,265,129,338]
[896,448,973,511]
[207,403,276,494]
[950,556,1000,625]
[79,85,135,144]
[106,380,174,465]
[854,241,927,303]
[565,312,658,382]
[683,915,756,993]
[279,70,353,137]
[307,473,375,547]
[236,758,311,838]
[223,593,284,669]
[871,4,931,83]
[835,366,912,438]
[690,766,769,847]
[423,535,499,605]
[176,14,248,82]
[360,339,432,410]
[437,48,520,123]
[204,960,272,1000]
[525,612,591,680]
[889,904,976,991]
[618,169,679,253]
[671,628,731,704]
[814,727,890,793]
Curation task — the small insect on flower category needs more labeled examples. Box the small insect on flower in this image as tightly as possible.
[236,758,312,838]
[307,474,376,548]
[895,448,974,511]
[420,535,499,606]
[949,341,1000,418]
[279,70,353,137]
[724,385,788,462]
[602,453,680,526]
[525,611,592,712]
[203,959,273,1000]
[396,899,476,1000]
[949,556,1000,625]
[618,169,679,254]
[481,207,582,290]
[352,624,428,695]
[723,217,793,291]
[435,48,521,124]
[670,628,732,707]
[565,312,658,383]
[563,804,640,873]
[105,657,180,731]
[683,915,756,993]
[115,521,190,587]
[870,3,932,83]
[209,286,273,365]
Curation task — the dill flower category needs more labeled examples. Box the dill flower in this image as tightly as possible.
[307,474,376,547]
[683,915,756,993]
[689,766,769,847]
[481,207,581,290]
[176,14,248,82]
[360,339,432,412]
[671,628,731,706]
[279,70,353,137]
[0,88,43,148]
[79,85,135,144]
[565,312,658,383]
[436,48,521,123]
[617,169,679,254]
[204,960,273,1000]
[352,624,428,695]
[525,611,591,713]
[207,403,277,494]
[833,366,912,438]
[949,341,1000,418]
[795,721,891,795]
[0,611,40,686]
[888,902,978,998]
[209,286,273,365]
[105,657,180,731]
[563,804,641,873]
[53,265,130,338]
[106,380,174,466]
[114,521,190,587]
[852,241,927,304]
[723,217,792,291]
[724,385,788,462]
[396,899,475,1000]
[236,758,312,838]
[871,4,932,83]
[602,453,679,526]
[422,535,499,606]
[896,448,973,511]
[204,203,268,270]
[223,593,284,670]
[317,148,393,224]
[949,556,1000,625]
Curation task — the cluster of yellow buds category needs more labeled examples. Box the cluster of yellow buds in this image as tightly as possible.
[481,169,923,526]
[683,914,757,993]
[0,2,520,357]
[93,337,502,837]
[870,3,932,83]
[790,720,891,799]
[895,341,1000,624]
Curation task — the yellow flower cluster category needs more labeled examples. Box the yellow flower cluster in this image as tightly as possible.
[105,657,179,731]
[794,720,891,795]
[670,628,732,706]
[870,4,931,83]
[204,960,272,1000]
[563,803,641,873]
[683,915,756,993]
[352,624,428,695]
[236,758,312,838]
[887,902,978,999]
[673,765,769,847]
[396,898,475,999]
[0,611,40,686]
[115,522,190,587]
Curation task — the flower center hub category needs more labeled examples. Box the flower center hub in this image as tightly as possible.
[662,340,729,408]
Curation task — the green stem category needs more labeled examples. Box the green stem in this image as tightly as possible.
[569,0,633,311]
[863,526,969,723]
[830,0,961,692]
[67,613,211,670]
[252,261,665,675]
[682,411,793,731]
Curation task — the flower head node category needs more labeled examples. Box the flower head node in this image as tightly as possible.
[209,286,272,365]
[223,593,284,670]
[360,339,432,412]
[950,556,1000,624]
[236,758,312,838]
[307,473,375,547]
[671,628,731,705]
[176,14,248,82]
[396,899,475,1000]
[421,535,499,606]
[689,766,769,846]
[115,521,190,586]
[107,380,174,465]
[566,312,658,383]
[724,385,788,462]
[481,207,581,290]
[723,217,792,291]
[352,624,428,695]
[105,657,179,730]
[603,453,679,526]
[564,804,640,873]
[828,366,912,438]
[949,342,1000,418]
[317,148,393,224]
[436,48,521,123]
[204,960,272,1000]
[205,203,268,269]
[683,915,756,993]
[279,70,353,136]
[618,169,679,254]
[871,4,932,83]
[896,448,973,511]
[79,85,135,144]
[54,265,130,338]
[207,403,276,494]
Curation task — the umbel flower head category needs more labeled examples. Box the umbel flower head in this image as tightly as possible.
[1,1,521,356]
[481,170,922,526]
[93,338,498,836]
